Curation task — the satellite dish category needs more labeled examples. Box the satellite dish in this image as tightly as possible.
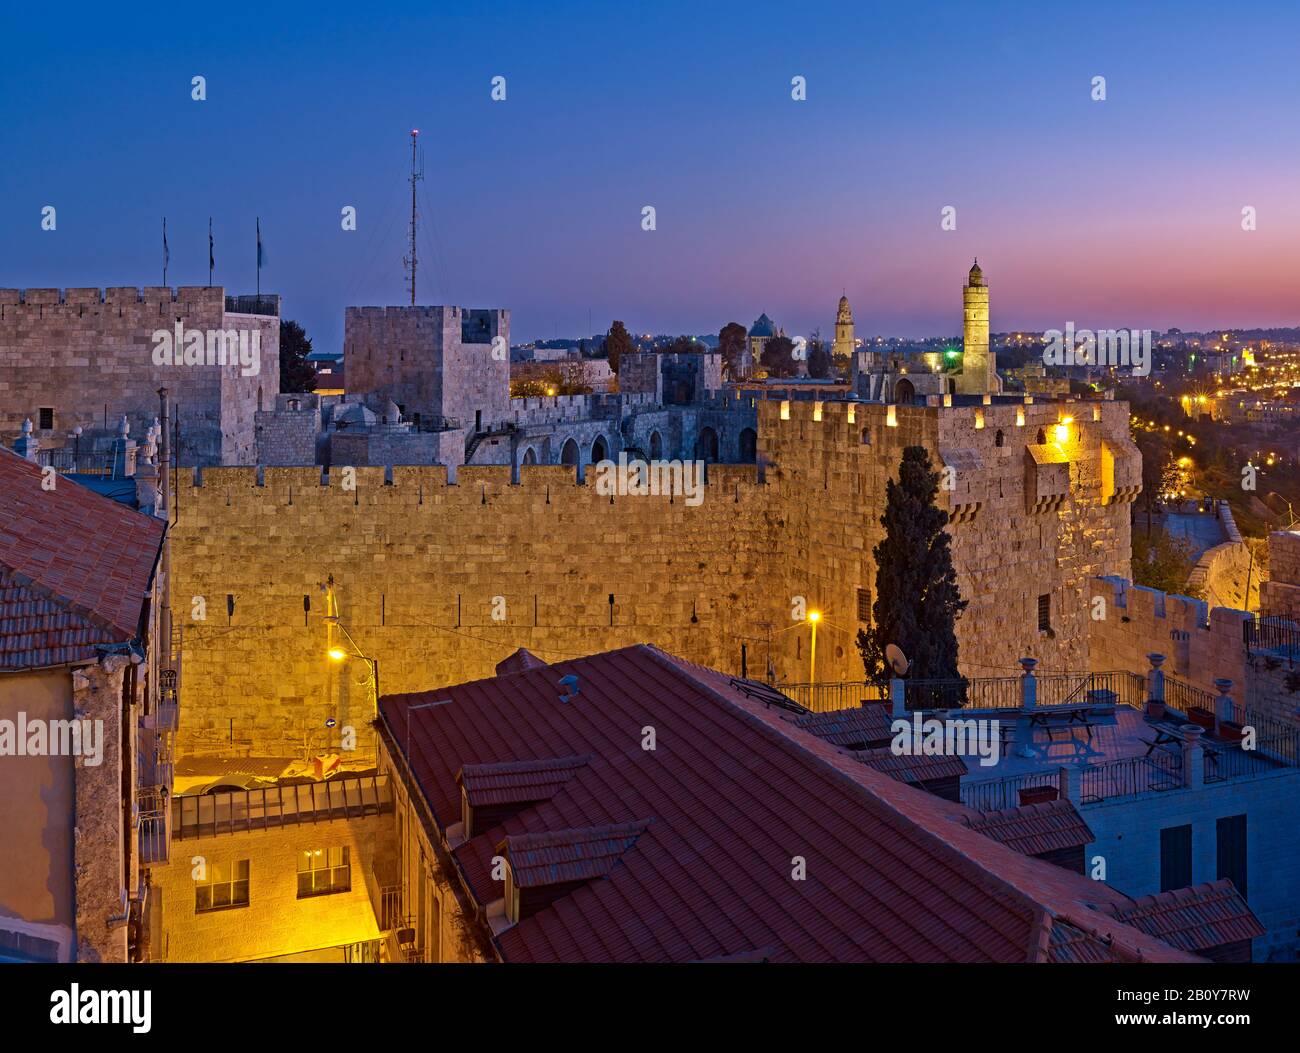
[885,644,910,676]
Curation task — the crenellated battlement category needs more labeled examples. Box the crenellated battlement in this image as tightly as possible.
[0,286,228,310]
[1088,573,1252,701]
[187,460,765,499]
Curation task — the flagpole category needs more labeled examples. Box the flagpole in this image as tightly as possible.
[208,218,214,287]
[162,217,168,286]
[256,217,261,309]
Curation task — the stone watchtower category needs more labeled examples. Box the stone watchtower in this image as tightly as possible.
[832,295,855,361]
[956,260,996,395]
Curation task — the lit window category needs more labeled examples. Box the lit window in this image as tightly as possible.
[195,860,250,912]
[297,847,351,898]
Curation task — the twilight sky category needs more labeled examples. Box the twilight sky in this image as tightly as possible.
[3,0,1299,350]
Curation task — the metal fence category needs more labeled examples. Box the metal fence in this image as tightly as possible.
[137,790,170,865]
[1246,616,1300,659]
[784,670,1149,715]
[1079,753,1183,803]
[780,681,887,713]
[36,446,124,477]
[960,770,1062,811]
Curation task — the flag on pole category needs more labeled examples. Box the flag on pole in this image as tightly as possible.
[256,217,265,267]
[208,218,214,286]
[162,217,169,284]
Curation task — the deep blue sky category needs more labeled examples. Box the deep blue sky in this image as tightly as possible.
[4,1,1299,350]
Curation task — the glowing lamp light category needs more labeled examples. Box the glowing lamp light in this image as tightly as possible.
[328,648,347,662]
[1054,422,1070,443]
[807,610,822,624]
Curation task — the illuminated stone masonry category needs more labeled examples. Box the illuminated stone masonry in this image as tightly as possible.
[169,393,1141,759]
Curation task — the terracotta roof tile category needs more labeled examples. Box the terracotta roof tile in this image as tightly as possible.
[854,746,969,783]
[458,755,591,808]
[1109,879,1266,952]
[381,644,1207,964]
[503,821,652,887]
[965,799,1095,856]
[790,705,893,748]
[0,450,164,668]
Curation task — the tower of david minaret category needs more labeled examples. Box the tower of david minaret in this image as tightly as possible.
[956,259,995,394]
[832,294,855,359]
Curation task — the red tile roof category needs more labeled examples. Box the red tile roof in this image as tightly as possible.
[381,644,1209,963]
[0,450,164,669]
[502,821,652,888]
[459,755,591,808]
[965,800,1095,857]
[1108,880,1266,953]
[790,706,893,748]
[854,746,968,784]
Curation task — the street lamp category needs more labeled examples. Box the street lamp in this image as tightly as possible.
[806,609,822,683]
[325,617,379,719]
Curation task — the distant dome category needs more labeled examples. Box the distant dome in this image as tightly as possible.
[968,259,984,286]
[748,313,776,338]
[335,402,377,428]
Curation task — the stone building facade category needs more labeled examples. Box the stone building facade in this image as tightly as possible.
[0,286,279,466]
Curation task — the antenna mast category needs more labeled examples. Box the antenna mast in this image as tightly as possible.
[403,129,423,306]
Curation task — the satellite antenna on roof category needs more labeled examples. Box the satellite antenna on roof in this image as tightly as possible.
[885,644,910,677]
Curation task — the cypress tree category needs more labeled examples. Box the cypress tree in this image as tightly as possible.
[856,446,968,693]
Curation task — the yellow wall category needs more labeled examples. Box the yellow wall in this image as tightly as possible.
[150,812,391,962]
[0,668,75,956]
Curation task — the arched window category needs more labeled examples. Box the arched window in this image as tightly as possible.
[561,438,579,465]
[649,431,663,459]
[895,379,915,405]
[860,427,871,446]
[1036,428,1046,444]
[522,447,537,466]
[995,429,1004,448]
[591,435,609,464]
[695,426,719,463]
[739,428,757,462]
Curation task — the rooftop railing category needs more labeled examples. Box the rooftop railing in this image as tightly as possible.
[172,774,392,840]
[1246,616,1300,659]
[1079,752,1183,803]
